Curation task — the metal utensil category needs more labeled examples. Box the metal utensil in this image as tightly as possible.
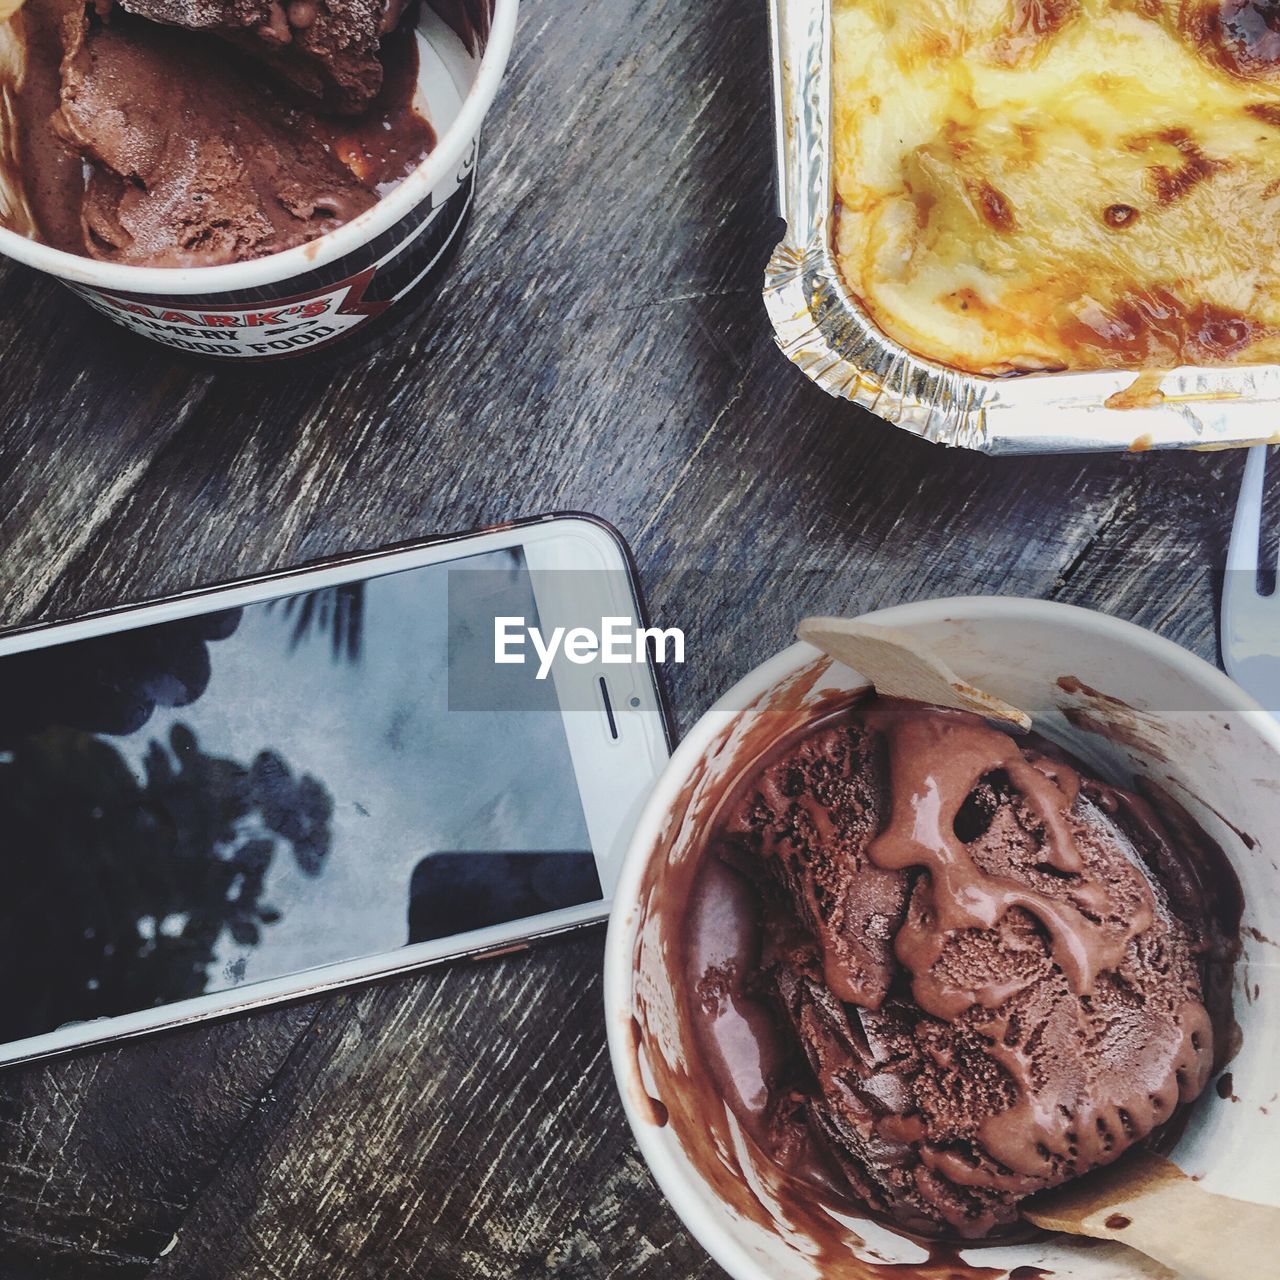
[1222,446,1280,714]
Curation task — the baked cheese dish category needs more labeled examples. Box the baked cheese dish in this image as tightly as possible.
[832,0,1280,374]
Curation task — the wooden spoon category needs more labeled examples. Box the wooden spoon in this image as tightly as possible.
[1024,1148,1280,1280]
[796,616,1031,732]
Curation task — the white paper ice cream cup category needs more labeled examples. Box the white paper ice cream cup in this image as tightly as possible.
[0,0,517,360]
[604,597,1280,1280]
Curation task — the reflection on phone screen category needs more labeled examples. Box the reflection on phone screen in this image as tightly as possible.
[0,548,594,1044]
[407,852,602,943]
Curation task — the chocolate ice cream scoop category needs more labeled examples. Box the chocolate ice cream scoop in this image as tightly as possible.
[9,0,434,266]
[53,10,376,266]
[113,0,408,113]
[685,697,1235,1241]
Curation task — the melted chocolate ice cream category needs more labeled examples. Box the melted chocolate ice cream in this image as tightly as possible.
[55,11,376,266]
[685,697,1237,1241]
[8,0,434,265]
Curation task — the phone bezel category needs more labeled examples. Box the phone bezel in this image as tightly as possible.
[0,513,673,1068]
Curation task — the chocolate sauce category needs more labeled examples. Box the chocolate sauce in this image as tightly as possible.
[860,700,1137,1016]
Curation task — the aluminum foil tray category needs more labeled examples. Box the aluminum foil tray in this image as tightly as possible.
[763,0,1280,455]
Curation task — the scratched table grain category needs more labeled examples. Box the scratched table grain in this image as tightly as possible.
[0,1,1265,1277]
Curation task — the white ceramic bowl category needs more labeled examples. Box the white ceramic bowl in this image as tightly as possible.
[604,597,1280,1280]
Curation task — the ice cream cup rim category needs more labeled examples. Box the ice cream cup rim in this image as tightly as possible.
[0,0,518,295]
[603,594,1280,1280]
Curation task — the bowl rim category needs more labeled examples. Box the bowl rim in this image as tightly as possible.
[603,594,1280,1280]
[0,0,519,295]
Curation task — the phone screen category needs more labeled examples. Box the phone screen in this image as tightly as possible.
[0,547,601,1046]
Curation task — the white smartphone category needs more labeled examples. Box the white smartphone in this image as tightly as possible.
[0,515,672,1067]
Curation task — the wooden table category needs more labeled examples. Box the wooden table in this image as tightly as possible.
[0,1,1256,1275]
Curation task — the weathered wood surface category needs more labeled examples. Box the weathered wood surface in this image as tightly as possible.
[0,0,1261,1275]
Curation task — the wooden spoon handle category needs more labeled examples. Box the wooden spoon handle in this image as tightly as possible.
[1025,1152,1280,1280]
[796,616,1031,731]
[1084,1183,1280,1280]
